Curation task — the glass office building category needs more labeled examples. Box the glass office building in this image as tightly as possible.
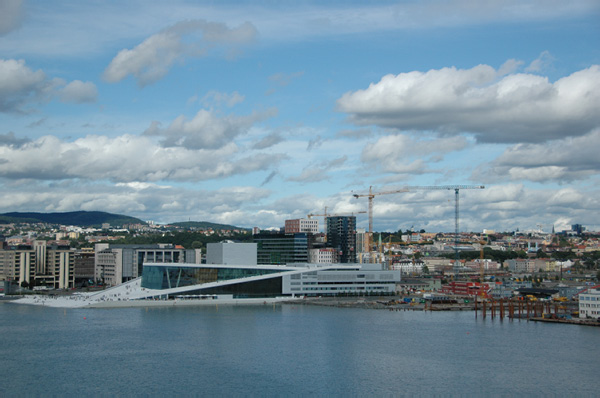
[254,233,309,265]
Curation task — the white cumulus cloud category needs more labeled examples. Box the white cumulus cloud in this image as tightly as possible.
[143,108,276,149]
[0,134,284,183]
[361,134,468,174]
[0,59,99,112]
[59,80,98,103]
[337,64,600,143]
[0,58,52,112]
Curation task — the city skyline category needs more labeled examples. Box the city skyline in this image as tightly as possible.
[1,1,599,233]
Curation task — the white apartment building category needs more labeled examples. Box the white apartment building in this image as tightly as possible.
[579,288,600,319]
[391,259,425,275]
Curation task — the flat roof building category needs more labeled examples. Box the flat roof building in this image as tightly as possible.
[579,287,600,319]
[285,219,319,234]
[206,242,257,265]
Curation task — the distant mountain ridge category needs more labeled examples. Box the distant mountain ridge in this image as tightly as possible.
[0,211,144,227]
[0,212,250,231]
[168,221,250,231]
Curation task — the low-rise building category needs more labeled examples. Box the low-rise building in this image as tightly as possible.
[309,247,339,264]
[440,281,491,298]
[391,259,425,275]
[284,218,319,234]
[396,278,441,293]
[578,287,600,319]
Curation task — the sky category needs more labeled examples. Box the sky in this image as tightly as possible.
[1,0,599,234]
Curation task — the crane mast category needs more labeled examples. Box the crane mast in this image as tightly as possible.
[352,186,409,257]
[402,185,485,275]
[352,184,484,269]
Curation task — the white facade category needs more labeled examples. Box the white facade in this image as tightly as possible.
[206,242,257,265]
[138,262,401,298]
[309,248,338,264]
[282,263,400,296]
[579,288,600,319]
[391,260,424,275]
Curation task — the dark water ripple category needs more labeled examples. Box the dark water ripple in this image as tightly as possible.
[1,302,598,396]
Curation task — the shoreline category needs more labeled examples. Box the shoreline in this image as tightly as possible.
[7,294,303,309]
[7,295,598,326]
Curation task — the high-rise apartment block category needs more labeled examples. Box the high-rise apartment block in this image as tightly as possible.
[0,240,74,289]
[326,216,357,263]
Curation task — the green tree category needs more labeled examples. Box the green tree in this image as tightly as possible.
[536,249,548,258]
[552,250,576,261]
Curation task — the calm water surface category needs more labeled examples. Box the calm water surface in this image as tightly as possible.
[1,301,598,396]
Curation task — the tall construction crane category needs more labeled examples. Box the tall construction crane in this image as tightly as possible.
[307,206,329,219]
[402,185,485,273]
[352,186,410,254]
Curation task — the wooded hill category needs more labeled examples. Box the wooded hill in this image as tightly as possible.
[167,221,249,231]
[0,211,144,227]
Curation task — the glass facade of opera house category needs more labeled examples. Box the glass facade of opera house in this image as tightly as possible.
[141,264,288,298]
[141,263,401,298]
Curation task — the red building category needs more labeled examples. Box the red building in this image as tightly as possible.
[440,281,491,298]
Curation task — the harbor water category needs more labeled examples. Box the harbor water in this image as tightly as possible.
[1,301,598,396]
